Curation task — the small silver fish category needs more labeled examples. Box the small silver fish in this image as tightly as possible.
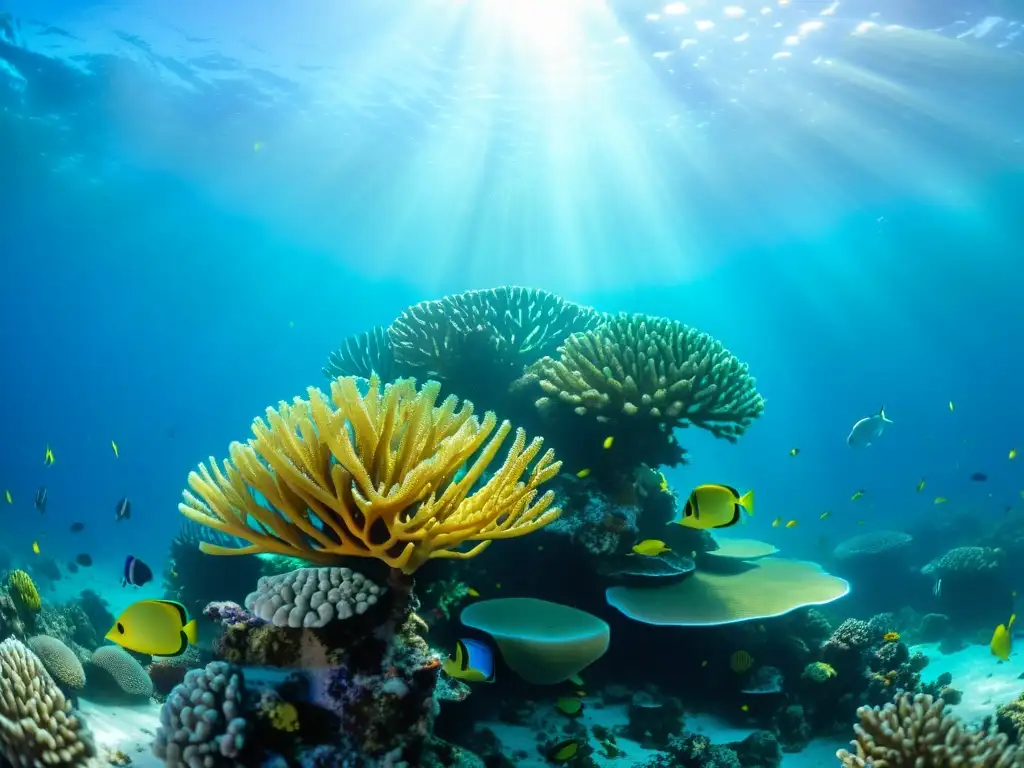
[847,406,893,447]
[933,578,943,598]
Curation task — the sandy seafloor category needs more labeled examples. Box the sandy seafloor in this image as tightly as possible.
[49,570,1024,766]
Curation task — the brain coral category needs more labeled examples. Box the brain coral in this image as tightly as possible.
[922,546,1006,578]
[26,635,85,690]
[91,645,154,698]
[0,637,96,767]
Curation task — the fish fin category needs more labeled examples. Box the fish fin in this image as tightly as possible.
[183,619,198,647]
[724,485,740,498]
[738,489,754,515]
[879,406,892,423]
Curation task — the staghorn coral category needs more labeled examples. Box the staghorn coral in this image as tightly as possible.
[389,287,601,377]
[244,567,383,628]
[522,313,765,441]
[323,326,399,382]
[837,693,1024,767]
[153,661,248,766]
[179,373,561,573]
[0,637,96,767]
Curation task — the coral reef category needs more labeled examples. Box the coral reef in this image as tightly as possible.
[245,566,383,627]
[153,661,249,766]
[87,645,155,700]
[0,637,96,767]
[7,569,40,622]
[837,693,1024,766]
[26,635,85,691]
[323,325,398,381]
[179,374,561,572]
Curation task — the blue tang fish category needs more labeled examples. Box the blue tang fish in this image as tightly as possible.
[847,406,893,447]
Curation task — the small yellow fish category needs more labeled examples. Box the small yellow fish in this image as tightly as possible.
[4,490,10,504]
[1010,449,1018,460]
[991,614,1016,661]
[106,599,199,657]
[789,448,800,457]
[466,588,480,598]
[785,520,798,528]
[602,436,614,450]
[741,704,750,712]
[658,472,670,494]
[934,497,948,505]
[111,440,119,458]
[632,539,671,557]
[916,479,926,493]
[43,445,54,466]
[820,511,831,520]
[772,517,782,528]
[851,490,865,501]
[575,468,591,479]
[949,401,955,412]
[31,541,39,555]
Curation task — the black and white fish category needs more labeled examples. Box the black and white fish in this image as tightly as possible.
[122,555,153,588]
[115,497,131,522]
[34,486,47,514]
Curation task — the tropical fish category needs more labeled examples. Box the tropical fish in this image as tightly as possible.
[991,614,1016,662]
[851,490,865,501]
[555,697,584,717]
[916,479,926,493]
[847,407,893,447]
[442,638,495,683]
[1011,449,1018,460]
[31,541,39,555]
[111,440,119,458]
[785,520,798,528]
[106,599,198,657]
[934,497,948,505]
[466,587,480,598]
[34,487,47,514]
[631,540,670,557]
[772,517,782,528]
[3,490,9,504]
[122,556,153,588]
[69,522,84,533]
[789,448,800,457]
[730,650,754,673]
[115,497,131,522]
[546,739,580,764]
[971,472,988,482]
[949,401,955,412]
[43,445,54,466]
[658,472,670,494]
[673,485,754,530]
[741,704,750,712]
[602,436,614,450]
[76,554,93,567]
[575,468,591,479]
[67,561,78,574]
[820,511,831,520]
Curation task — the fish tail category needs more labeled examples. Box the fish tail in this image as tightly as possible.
[738,489,755,515]
[1011,614,1017,631]
[183,619,198,646]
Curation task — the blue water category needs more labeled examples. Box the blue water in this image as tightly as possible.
[1,0,1022,601]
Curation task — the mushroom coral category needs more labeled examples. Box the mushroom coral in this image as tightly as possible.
[179,374,562,573]
[606,557,849,627]
[460,598,610,685]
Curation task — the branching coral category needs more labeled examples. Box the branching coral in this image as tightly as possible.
[837,693,1024,767]
[522,313,765,441]
[389,286,601,378]
[179,374,562,573]
[8,570,40,614]
[322,326,398,382]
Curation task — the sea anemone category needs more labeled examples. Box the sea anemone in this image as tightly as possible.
[883,631,900,643]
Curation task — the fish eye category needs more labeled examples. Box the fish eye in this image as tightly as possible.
[117,623,124,634]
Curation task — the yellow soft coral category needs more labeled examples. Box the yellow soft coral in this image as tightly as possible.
[802,661,837,683]
[8,570,40,613]
[179,375,562,573]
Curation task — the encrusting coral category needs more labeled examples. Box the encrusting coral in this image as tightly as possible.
[179,373,562,573]
[244,567,383,628]
[837,693,1024,767]
[523,313,765,440]
[0,637,96,767]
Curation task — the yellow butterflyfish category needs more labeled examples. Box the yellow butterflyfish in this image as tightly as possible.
[785,520,798,528]
[991,614,1016,662]
[31,541,40,555]
[575,468,591,479]
[111,440,119,458]
[602,436,614,450]
[43,445,54,466]
[105,599,198,657]
[1010,449,1018,460]
[673,485,754,530]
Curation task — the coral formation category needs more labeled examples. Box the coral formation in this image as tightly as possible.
[89,645,155,699]
[153,661,248,766]
[833,531,913,560]
[26,635,85,690]
[323,325,397,381]
[7,569,40,616]
[459,597,610,684]
[0,637,96,767]
[244,567,383,627]
[837,693,1024,766]
[179,373,562,572]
